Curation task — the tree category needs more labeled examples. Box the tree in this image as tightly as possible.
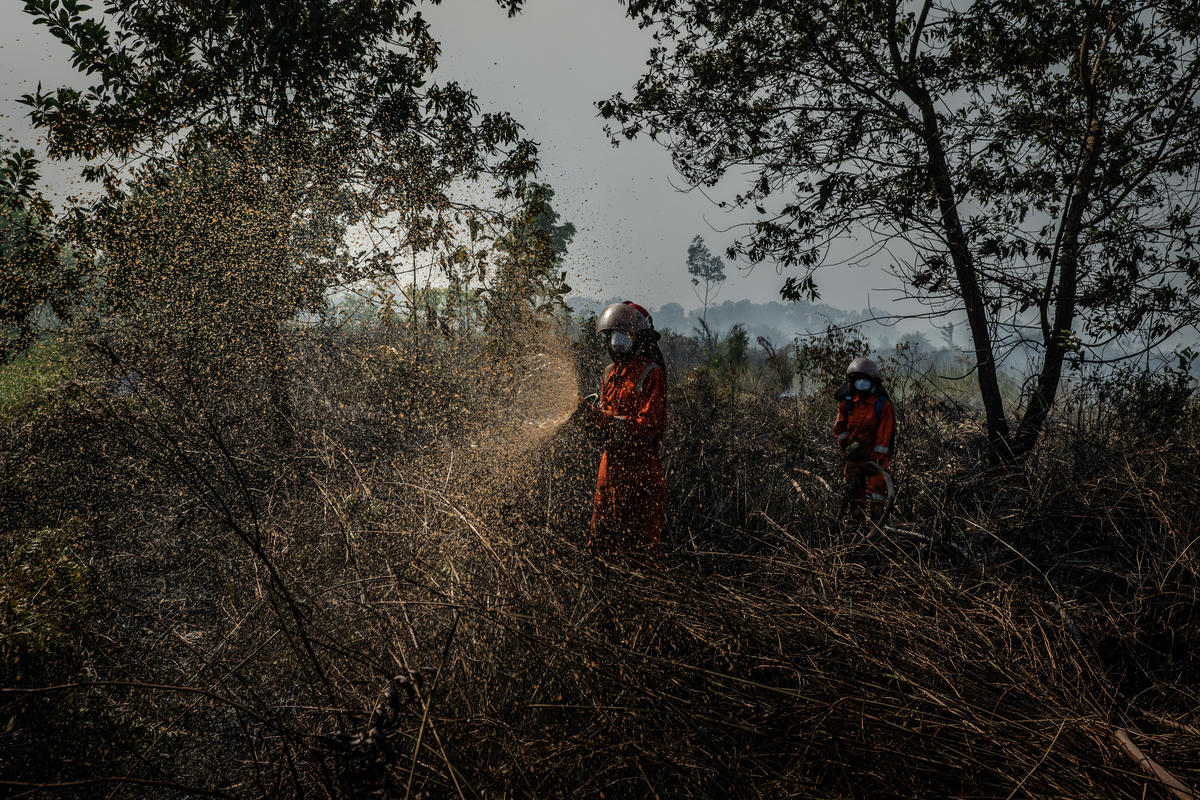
[940,322,955,351]
[22,0,540,298]
[22,0,542,434]
[686,234,726,346]
[484,182,576,353]
[0,147,76,362]
[96,142,345,416]
[724,322,749,368]
[601,0,1200,460]
[897,331,932,353]
[656,301,687,332]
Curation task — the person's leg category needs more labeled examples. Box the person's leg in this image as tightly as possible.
[589,454,620,552]
[865,460,890,521]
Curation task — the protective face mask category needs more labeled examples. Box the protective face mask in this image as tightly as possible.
[608,330,633,355]
[854,377,873,392]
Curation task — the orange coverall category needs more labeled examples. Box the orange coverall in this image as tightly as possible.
[589,355,667,560]
[833,391,895,514]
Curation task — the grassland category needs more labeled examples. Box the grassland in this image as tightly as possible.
[1,326,1197,799]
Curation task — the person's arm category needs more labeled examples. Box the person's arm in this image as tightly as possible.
[833,399,849,449]
[576,364,614,427]
[873,400,895,460]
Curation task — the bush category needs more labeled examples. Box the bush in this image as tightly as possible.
[0,521,89,678]
[794,324,870,396]
[6,318,1200,799]
[1093,359,1197,438]
[0,337,68,421]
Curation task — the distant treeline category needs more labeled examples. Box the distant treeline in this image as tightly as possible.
[572,296,919,353]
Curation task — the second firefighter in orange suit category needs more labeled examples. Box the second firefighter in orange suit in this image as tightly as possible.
[578,301,667,561]
[833,357,895,519]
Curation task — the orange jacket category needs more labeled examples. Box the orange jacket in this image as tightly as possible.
[595,356,667,449]
[833,391,895,462]
[589,355,667,557]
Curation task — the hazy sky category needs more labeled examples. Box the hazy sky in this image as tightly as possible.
[0,0,907,318]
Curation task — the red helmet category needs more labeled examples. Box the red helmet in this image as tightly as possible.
[597,301,652,335]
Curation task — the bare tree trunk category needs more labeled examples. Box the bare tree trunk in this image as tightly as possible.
[1013,114,1103,456]
[1013,7,1111,457]
[909,88,1013,460]
[881,0,1011,459]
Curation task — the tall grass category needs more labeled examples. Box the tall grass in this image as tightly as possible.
[2,322,1197,799]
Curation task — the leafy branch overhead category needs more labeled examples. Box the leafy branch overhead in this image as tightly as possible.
[20,0,539,225]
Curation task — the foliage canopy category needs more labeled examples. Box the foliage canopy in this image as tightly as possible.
[602,0,1200,457]
[22,0,540,272]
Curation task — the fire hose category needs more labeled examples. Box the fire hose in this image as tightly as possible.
[837,457,897,527]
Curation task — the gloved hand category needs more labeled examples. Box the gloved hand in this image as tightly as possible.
[843,440,865,460]
[576,394,606,428]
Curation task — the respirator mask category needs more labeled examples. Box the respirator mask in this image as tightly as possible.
[607,330,634,357]
[853,377,873,392]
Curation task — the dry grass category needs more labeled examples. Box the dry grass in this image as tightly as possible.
[2,323,1198,799]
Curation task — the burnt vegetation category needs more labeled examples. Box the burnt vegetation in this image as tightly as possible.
[4,307,1200,799]
[3,1,1200,799]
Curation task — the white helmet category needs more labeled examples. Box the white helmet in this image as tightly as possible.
[847,357,880,380]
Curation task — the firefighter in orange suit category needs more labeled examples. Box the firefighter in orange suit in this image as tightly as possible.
[577,301,667,562]
[834,357,895,520]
